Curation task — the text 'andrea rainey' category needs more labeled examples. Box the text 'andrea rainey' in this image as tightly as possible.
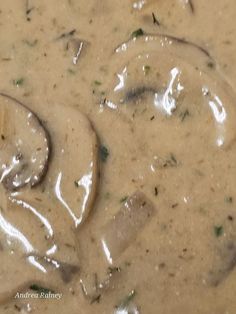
[15,291,63,300]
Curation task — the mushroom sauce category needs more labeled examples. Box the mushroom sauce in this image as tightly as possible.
[0,0,236,313]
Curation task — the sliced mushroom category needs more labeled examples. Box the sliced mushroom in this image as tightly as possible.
[24,103,99,227]
[100,191,155,262]
[77,191,155,298]
[0,93,50,191]
[114,33,213,66]
[0,199,54,256]
[0,102,98,302]
[208,241,236,287]
[104,32,236,149]
[0,194,80,303]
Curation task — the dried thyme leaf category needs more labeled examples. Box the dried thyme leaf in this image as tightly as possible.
[152,12,161,26]
[179,109,190,122]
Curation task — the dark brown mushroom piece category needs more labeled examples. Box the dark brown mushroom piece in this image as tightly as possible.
[0,93,50,191]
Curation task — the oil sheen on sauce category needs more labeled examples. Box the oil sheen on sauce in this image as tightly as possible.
[0,1,236,313]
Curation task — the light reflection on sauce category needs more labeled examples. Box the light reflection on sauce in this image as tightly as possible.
[132,0,146,10]
[10,197,54,237]
[202,86,227,146]
[115,308,139,314]
[27,255,47,273]
[55,171,80,226]
[154,67,182,115]
[101,238,113,264]
[114,67,127,93]
[77,163,94,224]
[0,210,33,254]
[1,2,236,312]
[55,163,94,228]
[46,244,57,256]
[105,44,234,151]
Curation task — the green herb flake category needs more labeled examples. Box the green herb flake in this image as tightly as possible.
[23,39,38,47]
[120,196,128,203]
[207,61,215,69]
[225,196,233,203]
[29,284,54,294]
[214,225,223,237]
[100,145,109,162]
[94,80,102,86]
[13,78,24,87]
[144,65,151,75]
[116,289,136,309]
[104,192,110,199]
[68,68,76,75]
[131,28,144,38]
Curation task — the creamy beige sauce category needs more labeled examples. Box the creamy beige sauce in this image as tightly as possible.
[1,0,236,313]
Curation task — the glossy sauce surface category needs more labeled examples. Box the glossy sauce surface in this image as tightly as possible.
[1,1,236,313]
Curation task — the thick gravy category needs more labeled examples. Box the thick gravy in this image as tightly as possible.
[0,1,236,313]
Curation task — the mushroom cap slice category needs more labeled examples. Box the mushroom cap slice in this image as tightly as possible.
[76,191,155,298]
[37,104,99,227]
[100,191,155,263]
[0,93,50,191]
[105,34,236,148]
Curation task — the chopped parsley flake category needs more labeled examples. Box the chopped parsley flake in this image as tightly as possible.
[225,196,233,203]
[100,145,109,162]
[94,80,102,86]
[214,225,223,237]
[131,28,144,38]
[207,61,215,69]
[68,68,76,75]
[29,284,54,294]
[13,78,24,86]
